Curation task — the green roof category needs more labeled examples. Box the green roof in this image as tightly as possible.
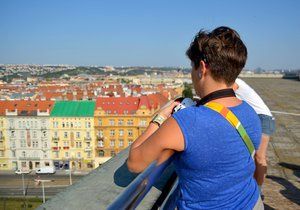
[50,101,95,117]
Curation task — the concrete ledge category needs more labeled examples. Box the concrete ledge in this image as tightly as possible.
[38,147,173,210]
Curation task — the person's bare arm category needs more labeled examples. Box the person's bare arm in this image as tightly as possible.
[127,100,184,173]
[127,116,184,173]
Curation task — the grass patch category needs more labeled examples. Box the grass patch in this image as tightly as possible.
[0,197,44,210]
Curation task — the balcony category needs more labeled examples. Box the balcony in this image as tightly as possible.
[52,137,60,141]
[40,126,47,130]
[19,157,41,161]
[63,146,70,150]
[52,146,60,151]
[84,137,92,142]
[84,147,92,152]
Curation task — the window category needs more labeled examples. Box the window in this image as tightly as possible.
[33,131,37,138]
[0,151,3,157]
[63,141,69,147]
[119,140,124,147]
[87,151,91,158]
[99,150,104,157]
[98,130,103,137]
[128,129,133,137]
[76,132,80,138]
[110,130,115,137]
[98,119,102,126]
[21,139,26,148]
[76,142,82,148]
[77,152,81,158]
[12,151,16,157]
[86,132,90,138]
[98,140,104,147]
[86,142,91,147]
[64,132,68,138]
[109,119,115,126]
[45,162,50,166]
[54,131,58,137]
[110,140,115,147]
[65,152,69,158]
[140,119,147,126]
[53,151,59,158]
[11,130,15,137]
[22,151,26,157]
[110,151,116,157]
[118,119,124,126]
[32,141,38,148]
[62,122,65,128]
[128,140,133,146]
[42,131,47,137]
[66,122,69,128]
[119,130,124,136]
[44,141,48,148]
[127,119,133,126]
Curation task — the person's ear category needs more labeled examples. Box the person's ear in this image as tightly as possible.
[200,61,207,76]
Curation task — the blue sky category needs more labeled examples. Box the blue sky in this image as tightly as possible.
[0,0,299,69]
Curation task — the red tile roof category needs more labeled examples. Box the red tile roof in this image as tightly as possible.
[96,94,168,115]
[0,100,54,116]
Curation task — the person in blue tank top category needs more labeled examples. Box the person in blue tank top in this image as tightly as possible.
[127,26,264,209]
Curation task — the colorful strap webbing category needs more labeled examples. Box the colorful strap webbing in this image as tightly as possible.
[205,102,255,159]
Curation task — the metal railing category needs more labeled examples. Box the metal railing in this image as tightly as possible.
[107,156,177,210]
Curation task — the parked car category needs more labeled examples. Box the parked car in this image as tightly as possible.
[15,169,31,174]
[35,167,56,174]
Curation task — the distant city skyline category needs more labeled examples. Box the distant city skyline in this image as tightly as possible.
[1,0,300,70]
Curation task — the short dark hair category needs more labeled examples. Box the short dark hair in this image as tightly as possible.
[186,26,247,85]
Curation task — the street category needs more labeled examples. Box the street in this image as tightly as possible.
[0,173,83,197]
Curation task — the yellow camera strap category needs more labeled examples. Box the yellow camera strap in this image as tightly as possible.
[205,102,255,159]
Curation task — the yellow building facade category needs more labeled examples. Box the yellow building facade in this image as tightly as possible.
[94,95,166,166]
[50,101,96,171]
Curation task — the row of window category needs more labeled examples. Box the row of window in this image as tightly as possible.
[52,141,92,148]
[97,129,133,137]
[10,140,48,149]
[53,121,92,128]
[10,130,47,138]
[97,140,133,147]
[52,151,92,158]
[98,119,147,126]
[53,131,91,139]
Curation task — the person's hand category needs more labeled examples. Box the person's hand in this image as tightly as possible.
[157,100,180,119]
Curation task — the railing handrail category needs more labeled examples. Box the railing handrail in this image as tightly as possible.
[107,157,174,210]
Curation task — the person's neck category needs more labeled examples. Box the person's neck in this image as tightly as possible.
[200,80,241,107]
[201,81,230,98]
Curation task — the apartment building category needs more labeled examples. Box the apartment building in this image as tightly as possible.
[0,114,8,170]
[94,94,168,166]
[0,100,54,171]
[50,101,96,171]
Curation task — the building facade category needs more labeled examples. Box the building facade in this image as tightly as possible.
[50,101,96,171]
[94,94,168,166]
[0,115,9,170]
[2,101,54,171]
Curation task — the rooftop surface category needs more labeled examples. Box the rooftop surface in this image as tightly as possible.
[40,78,300,209]
[50,101,95,117]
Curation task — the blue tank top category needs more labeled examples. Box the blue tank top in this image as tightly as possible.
[172,101,262,210]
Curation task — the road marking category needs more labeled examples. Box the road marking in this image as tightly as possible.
[271,111,300,116]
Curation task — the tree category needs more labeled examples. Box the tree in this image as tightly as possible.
[182,83,193,99]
